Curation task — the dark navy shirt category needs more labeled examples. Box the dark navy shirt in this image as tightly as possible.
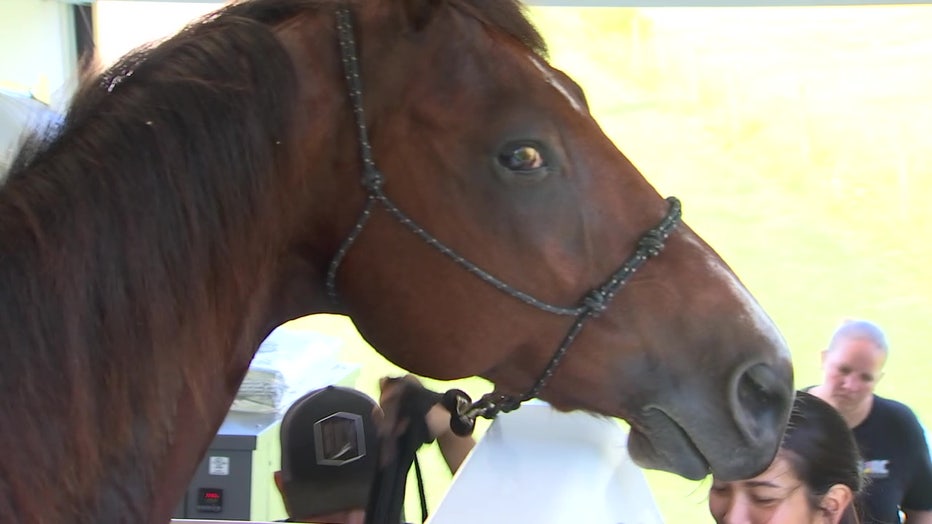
[853,395,932,524]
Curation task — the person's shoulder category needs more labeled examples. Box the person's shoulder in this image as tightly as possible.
[873,394,919,416]
[871,394,924,427]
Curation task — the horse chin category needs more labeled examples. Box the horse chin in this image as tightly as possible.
[626,408,711,481]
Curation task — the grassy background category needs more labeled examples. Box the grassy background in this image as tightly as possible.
[289,5,932,522]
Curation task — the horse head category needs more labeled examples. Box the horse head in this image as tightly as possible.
[277,0,793,481]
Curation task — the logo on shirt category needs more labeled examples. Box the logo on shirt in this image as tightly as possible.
[863,459,890,479]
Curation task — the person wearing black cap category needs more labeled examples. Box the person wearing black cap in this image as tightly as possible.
[273,378,475,524]
[274,385,380,523]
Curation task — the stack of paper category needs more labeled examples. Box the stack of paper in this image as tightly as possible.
[232,326,352,414]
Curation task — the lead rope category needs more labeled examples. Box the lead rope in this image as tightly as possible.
[413,456,428,523]
[329,6,683,438]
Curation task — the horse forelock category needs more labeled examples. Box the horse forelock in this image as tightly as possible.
[449,0,547,57]
[0,2,314,521]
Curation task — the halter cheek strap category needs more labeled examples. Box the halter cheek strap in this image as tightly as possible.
[327,7,682,435]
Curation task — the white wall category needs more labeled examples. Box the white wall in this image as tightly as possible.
[95,1,219,65]
[0,0,76,109]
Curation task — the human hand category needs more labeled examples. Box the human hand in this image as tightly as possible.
[379,375,476,474]
[377,375,417,435]
[380,375,452,439]
[376,375,443,464]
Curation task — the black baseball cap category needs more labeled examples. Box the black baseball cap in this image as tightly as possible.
[279,385,380,518]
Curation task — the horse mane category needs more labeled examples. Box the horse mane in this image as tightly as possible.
[0,2,309,519]
[0,0,543,520]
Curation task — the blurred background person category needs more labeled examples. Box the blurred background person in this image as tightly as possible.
[809,320,932,524]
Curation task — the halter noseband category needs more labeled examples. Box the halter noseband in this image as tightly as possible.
[326,8,683,436]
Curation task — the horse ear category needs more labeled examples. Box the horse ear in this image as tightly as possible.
[401,0,443,31]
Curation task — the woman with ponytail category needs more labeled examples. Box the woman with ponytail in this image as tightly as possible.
[709,390,864,524]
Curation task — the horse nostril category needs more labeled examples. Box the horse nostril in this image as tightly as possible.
[734,362,792,444]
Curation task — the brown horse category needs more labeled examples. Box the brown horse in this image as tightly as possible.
[0,0,793,521]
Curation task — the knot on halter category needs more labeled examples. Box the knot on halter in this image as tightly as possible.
[638,229,667,257]
[361,167,384,191]
[583,289,608,314]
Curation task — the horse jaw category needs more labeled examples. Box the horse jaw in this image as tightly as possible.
[542,354,792,482]
[626,409,711,480]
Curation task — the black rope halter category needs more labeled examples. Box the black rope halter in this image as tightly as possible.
[327,7,683,436]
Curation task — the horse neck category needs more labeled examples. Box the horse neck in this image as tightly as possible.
[0,114,292,524]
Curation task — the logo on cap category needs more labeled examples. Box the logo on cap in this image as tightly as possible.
[314,412,367,466]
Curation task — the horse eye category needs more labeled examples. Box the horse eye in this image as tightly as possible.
[499,145,545,172]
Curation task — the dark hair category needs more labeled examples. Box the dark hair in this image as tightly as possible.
[829,319,889,355]
[782,391,865,524]
[279,386,380,519]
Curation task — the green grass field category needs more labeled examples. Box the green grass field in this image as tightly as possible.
[290,5,932,522]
